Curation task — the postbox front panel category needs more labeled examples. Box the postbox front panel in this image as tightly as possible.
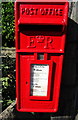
[19,25,66,52]
[16,2,68,53]
[18,3,68,25]
[15,1,68,112]
[20,4,64,18]
[16,53,63,112]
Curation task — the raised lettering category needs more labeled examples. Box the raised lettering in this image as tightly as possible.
[30,8,34,15]
[21,7,63,16]
[35,9,38,15]
[27,37,36,48]
[36,36,44,43]
[21,8,25,14]
[44,37,53,49]
[26,8,30,15]
[40,8,45,15]
[59,9,63,16]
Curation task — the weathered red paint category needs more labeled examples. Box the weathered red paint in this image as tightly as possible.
[15,0,69,112]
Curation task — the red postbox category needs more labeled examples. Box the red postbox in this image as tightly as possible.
[15,0,69,112]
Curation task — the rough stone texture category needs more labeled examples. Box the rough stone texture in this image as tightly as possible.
[0,102,15,120]
[1,48,15,58]
[75,114,78,120]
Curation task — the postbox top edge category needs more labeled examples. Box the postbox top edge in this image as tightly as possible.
[15,0,68,3]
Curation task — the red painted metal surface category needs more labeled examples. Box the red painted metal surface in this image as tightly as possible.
[15,0,69,112]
